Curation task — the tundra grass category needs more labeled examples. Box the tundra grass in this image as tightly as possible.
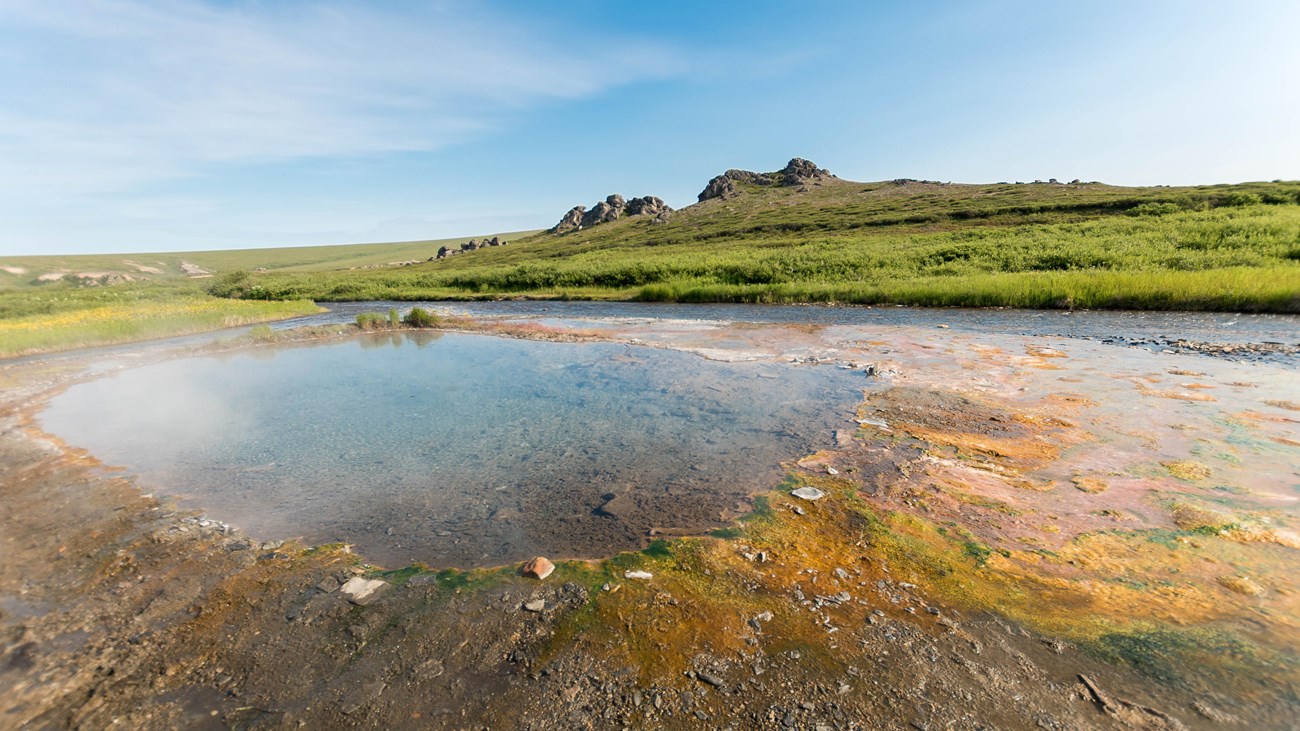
[0,291,321,358]
[0,230,541,290]
[230,195,1300,312]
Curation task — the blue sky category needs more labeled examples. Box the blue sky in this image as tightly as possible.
[1,0,1297,255]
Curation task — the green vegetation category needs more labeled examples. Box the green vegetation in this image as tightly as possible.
[0,230,538,290]
[4,177,1298,359]
[214,178,1300,312]
[401,306,438,327]
[0,280,320,358]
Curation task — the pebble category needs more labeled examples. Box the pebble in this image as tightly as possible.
[791,487,825,501]
[697,672,725,688]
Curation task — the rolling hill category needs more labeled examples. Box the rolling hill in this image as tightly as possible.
[216,160,1300,311]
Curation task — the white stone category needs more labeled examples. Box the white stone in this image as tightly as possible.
[340,577,389,606]
[624,570,653,580]
[791,487,825,501]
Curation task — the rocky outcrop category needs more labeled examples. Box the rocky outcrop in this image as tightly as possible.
[580,195,624,228]
[697,158,836,202]
[434,236,508,260]
[552,206,586,234]
[549,194,671,234]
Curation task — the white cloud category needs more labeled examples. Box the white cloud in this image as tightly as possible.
[0,0,683,196]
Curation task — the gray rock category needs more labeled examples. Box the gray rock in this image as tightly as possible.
[625,195,668,216]
[697,672,725,688]
[552,194,671,233]
[698,158,835,201]
[523,599,545,612]
[791,487,825,501]
[580,201,620,227]
[697,174,737,202]
[550,205,586,234]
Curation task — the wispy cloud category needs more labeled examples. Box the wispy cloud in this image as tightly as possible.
[0,0,683,196]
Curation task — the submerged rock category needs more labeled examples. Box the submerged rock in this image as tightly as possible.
[520,556,555,580]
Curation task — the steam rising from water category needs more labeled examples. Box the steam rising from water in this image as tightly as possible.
[41,332,856,567]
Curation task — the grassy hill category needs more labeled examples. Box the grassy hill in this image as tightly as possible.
[0,230,539,290]
[225,175,1300,312]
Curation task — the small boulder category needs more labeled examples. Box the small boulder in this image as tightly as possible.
[523,599,546,612]
[521,556,555,580]
[624,570,653,580]
[791,487,825,501]
[339,577,389,606]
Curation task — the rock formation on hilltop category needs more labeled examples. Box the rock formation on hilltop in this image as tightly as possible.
[433,236,508,260]
[698,158,836,202]
[550,194,672,234]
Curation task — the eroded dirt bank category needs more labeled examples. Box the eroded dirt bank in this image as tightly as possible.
[2,315,1297,729]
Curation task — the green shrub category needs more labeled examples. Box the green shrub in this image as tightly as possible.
[1222,192,1262,207]
[208,269,252,298]
[1127,202,1183,217]
[402,307,438,328]
[248,324,275,341]
[388,308,400,328]
[355,312,385,330]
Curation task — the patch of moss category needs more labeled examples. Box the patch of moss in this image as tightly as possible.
[1091,626,1262,687]
[1163,460,1212,481]
[1170,501,1239,534]
[740,495,774,523]
[962,540,993,566]
[374,565,424,586]
[641,539,673,559]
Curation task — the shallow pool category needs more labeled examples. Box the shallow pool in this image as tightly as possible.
[40,331,859,567]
